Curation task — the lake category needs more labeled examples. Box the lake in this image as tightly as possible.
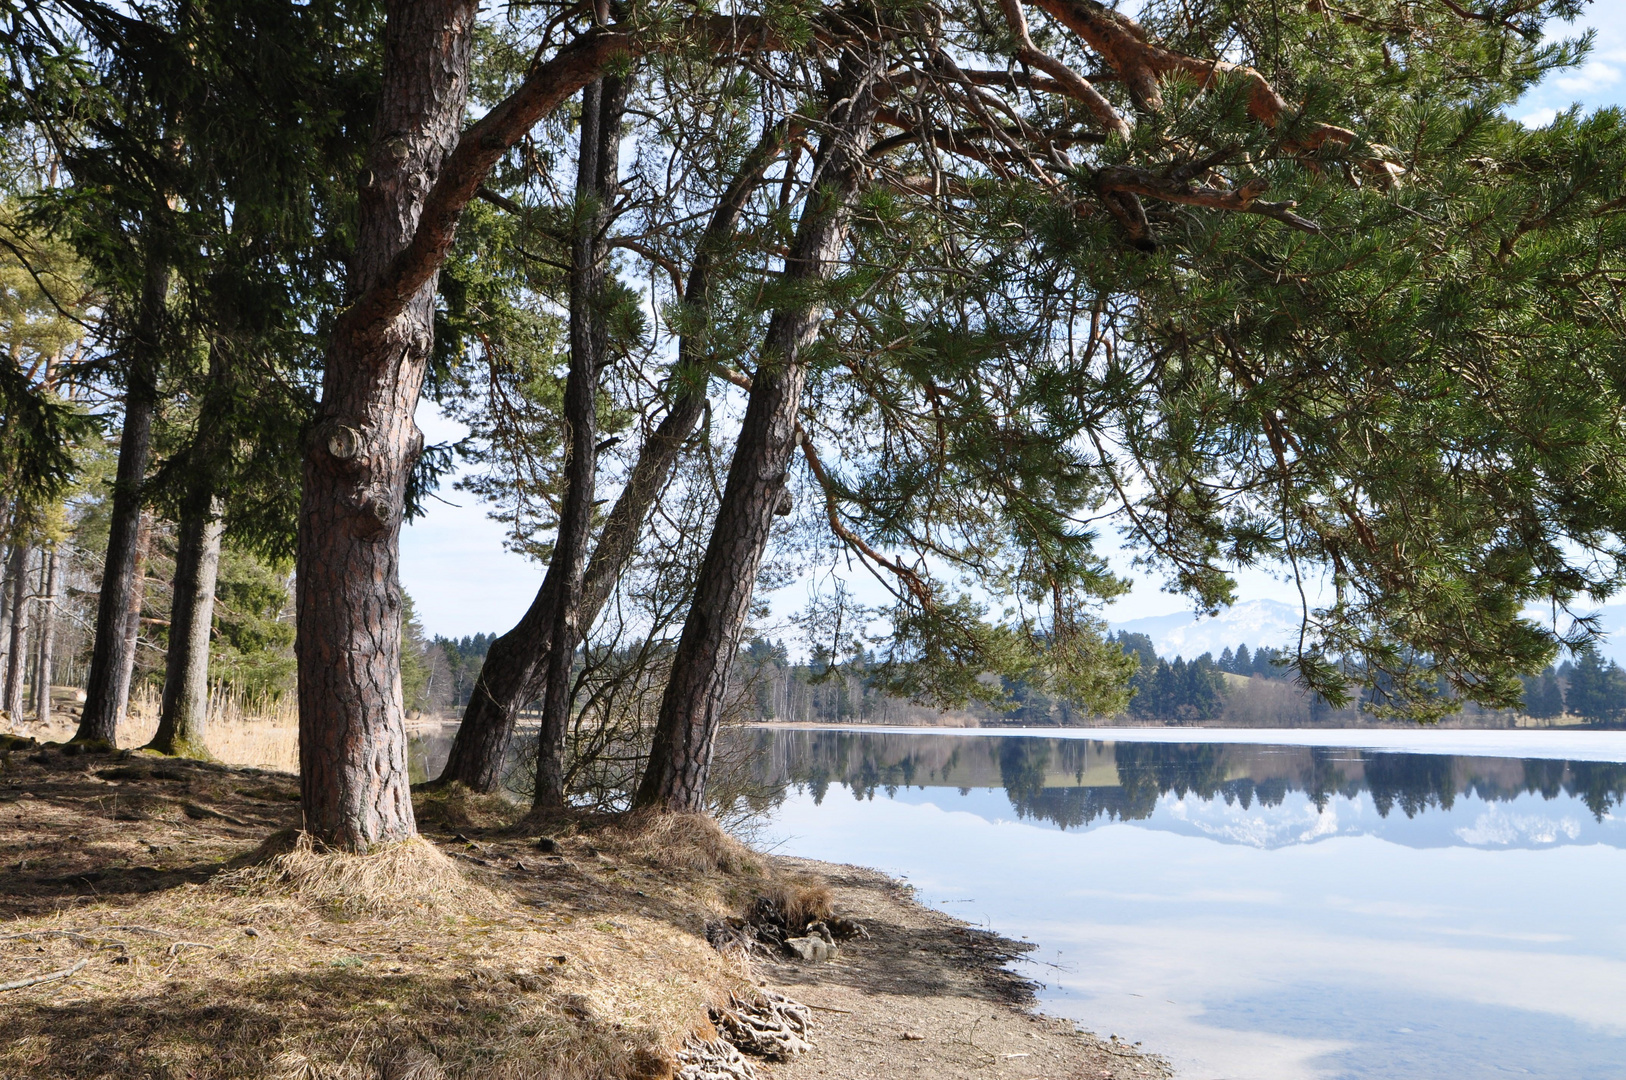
[725,725,1626,1080]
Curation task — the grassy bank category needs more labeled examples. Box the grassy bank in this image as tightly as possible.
[0,737,1168,1080]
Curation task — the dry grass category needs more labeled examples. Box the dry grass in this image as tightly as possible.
[613,810,764,876]
[757,877,834,930]
[28,684,302,773]
[0,749,784,1080]
[219,833,512,921]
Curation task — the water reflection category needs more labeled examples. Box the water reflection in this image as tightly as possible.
[733,729,1626,845]
[742,727,1626,1080]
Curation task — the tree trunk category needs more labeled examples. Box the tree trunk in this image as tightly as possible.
[76,261,166,746]
[0,541,12,687]
[147,494,223,757]
[532,73,628,815]
[296,0,477,849]
[110,513,152,732]
[32,547,60,725]
[634,62,881,812]
[436,122,789,793]
[3,542,31,722]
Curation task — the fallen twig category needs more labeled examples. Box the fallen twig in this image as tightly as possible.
[167,941,216,957]
[0,930,95,946]
[0,957,90,992]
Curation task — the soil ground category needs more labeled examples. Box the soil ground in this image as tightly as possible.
[0,737,1168,1080]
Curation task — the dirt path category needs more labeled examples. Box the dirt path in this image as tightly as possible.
[757,859,1170,1080]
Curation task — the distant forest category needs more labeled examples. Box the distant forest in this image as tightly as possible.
[410,628,1626,729]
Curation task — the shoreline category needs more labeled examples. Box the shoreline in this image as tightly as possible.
[0,740,1168,1079]
[746,721,1626,762]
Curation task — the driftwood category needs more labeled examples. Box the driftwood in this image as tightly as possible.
[0,957,90,992]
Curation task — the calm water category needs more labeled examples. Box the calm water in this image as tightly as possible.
[726,726,1626,1080]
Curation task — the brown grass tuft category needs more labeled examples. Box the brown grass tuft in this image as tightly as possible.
[759,876,834,929]
[412,780,526,833]
[615,810,763,876]
[217,832,510,920]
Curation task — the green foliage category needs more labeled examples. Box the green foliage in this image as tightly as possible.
[1520,666,1565,720]
[209,544,296,699]
[398,594,431,715]
[1561,652,1626,725]
[1118,637,1228,724]
[0,202,96,514]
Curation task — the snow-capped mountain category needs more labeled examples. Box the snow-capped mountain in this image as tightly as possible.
[1115,598,1626,667]
[1112,598,1302,661]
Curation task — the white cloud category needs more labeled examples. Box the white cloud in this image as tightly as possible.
[1519,106,1559,127]
[1554,59,1622,95]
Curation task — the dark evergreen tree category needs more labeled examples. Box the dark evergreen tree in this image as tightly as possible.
[1565,653,1625,725]
[1521,666,1565,720]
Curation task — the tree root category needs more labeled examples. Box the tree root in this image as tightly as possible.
[676,1035,758,1080]
[714,991,813,1060]
[676,991,815,1078]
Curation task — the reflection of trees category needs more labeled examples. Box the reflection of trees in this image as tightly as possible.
[735,729,1626,831]
[1564,762,1626,822]
[1365,753,1457,818]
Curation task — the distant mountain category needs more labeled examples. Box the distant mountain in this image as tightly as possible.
[1112,598,1301,661]
[1115,598,1626,668]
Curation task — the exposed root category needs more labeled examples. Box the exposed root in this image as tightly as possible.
[715,992,813,1059]
[676,1036,758,1080]
[706,882,867,959]
[214,832,508,919]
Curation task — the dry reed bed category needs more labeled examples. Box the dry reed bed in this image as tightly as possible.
[0,748,776,1079]
[22,686,446,775]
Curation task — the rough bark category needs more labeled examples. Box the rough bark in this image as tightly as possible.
[3,543,30,722]
[634,59,883,812]
[533,73,628,814]
[295,0,477,850]
[76,263,165,746]
[436,123,790,793]
[0,543,12,686]
[147,494,223,758]
[32,547,59,725]
[110,513,152,733]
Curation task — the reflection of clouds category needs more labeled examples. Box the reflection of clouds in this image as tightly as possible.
[1163,791,1350,848]
[1323,895,1454,921]
[765,778,1626,1080]
[1456,805,1582,847]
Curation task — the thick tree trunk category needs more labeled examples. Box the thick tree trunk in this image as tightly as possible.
[147,494,223,757]
[634,62,881,812]
[532,74,627,815]
[3,543,30,722]
[76,263,166,746]
[436,122,789,793]
[296,0,477,849]
[32,547,60,725]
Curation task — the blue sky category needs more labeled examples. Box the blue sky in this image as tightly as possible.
[401,2,1626,640]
